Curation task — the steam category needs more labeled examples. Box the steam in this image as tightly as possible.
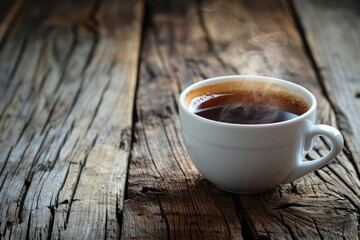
[219,105,280,124]
[189,80,303,124]
[174,1,302,123]
[218,94,280,124]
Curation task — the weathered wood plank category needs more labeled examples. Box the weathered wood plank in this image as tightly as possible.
[291,1,360,238]
[204,0,360,239]
[122,0,243,239]
[0,0,143,239]
[123,0,360,239]
[202,1,360,238]
[292,0,360,189]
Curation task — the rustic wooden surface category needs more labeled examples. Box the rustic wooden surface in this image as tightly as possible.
[0,0,359,239]
[0,0,143,239]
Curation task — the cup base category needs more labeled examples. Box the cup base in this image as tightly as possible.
[216,185,276,194]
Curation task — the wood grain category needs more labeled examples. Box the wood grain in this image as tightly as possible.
[1,0,359,239]
[206,0,360,238]
[123,0,360,239]
[293,0,360,192]
[0,0,143,239]
[122,0,243,239]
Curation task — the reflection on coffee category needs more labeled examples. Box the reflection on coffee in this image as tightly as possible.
[191,91,309,124]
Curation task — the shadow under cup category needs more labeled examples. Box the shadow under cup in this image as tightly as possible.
[179,75,342,194]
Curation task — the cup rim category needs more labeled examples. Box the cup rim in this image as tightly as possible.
[179,75,316,128]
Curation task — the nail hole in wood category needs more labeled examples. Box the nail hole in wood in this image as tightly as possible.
[355,92,360,98]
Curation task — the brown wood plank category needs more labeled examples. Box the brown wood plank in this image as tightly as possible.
[291,1,360,238]
[0,0,143,239]
[123,0,359,239]
[292,0,360,184]
[206,1,360,238]
[122,1,243,239]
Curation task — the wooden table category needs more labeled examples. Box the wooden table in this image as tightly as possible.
[1,0,359,239]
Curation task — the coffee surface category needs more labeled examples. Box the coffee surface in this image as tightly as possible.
[191,92,309,124]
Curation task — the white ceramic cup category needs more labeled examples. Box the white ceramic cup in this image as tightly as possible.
[179,75,344,193]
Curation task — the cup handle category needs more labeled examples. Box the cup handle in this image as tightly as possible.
[282,124,344,184]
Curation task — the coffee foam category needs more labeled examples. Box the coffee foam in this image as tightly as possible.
[185,80,310,116]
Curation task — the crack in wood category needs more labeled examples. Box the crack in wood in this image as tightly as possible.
[160,117,188,177]
[184,179,205,240]
[26,210,31,239]
[232,195,257,240]
[86,76,111,133]
[274,202,311,210]
[156,196,170,239]
[115,193,123,237]
[278,211,296,240]
[40,96,59,136]
[30,129,50,171]
[119,127,132,151]
[63,75,85,124]
[290,183,300,195]
[311,217,325,240]
[47,205,55,240]
[139,121,163,178]
[59,120,78,161]
[37,68,51,96]
[63,134,98,230]
[10,133,35,179]
[17,176,32,226]
[140,186,166,195]
[216,199,233,239]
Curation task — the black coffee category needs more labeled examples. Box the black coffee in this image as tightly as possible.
[192,93,308,124]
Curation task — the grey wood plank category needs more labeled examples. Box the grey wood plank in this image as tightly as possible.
[0,0,143,239]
